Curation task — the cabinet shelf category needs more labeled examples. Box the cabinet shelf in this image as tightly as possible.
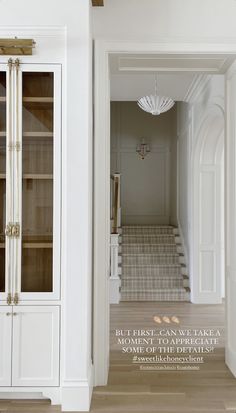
[23,97,53,103]
[0,97,53,103]
[23,242,53,249]
[23,174,53,180]
[0,174,53,179]
[0,132,53,138]
[23,132,53,138]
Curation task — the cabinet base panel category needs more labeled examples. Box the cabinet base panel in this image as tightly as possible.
[0,388,61,405]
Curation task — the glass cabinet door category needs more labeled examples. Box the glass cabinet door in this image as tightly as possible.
[18,66,61,300]
[0,63,60,303]
[21,72,54,294]
[0,71,6,295]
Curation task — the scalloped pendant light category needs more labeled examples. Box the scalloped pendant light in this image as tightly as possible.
[137,75,175,116]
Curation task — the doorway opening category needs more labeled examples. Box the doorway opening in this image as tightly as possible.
[93,43,236,397]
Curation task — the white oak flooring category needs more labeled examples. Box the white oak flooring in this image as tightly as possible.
[1,302,236,412]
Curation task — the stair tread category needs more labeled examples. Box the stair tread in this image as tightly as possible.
[122,252,179,257]
[122,242,176,247]
[122,275,183,279]
[122,225,175,228]
[122,264,182,267]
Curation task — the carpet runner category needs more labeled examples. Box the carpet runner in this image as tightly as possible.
[120,225,190,301]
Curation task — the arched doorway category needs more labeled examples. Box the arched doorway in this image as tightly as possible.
[191,104,224,303]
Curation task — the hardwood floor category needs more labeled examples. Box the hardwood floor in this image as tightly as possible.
[92,302,236,412]
[1,302,236,412]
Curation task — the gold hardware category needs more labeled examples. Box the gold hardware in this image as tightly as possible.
[6,312,11,316]
[7,58,13,69]
[6,293,12,305]
[8,142,21,151]
[12,224,20,238]
[5,223,20,238]
[13,293,19,305]
[0,39,35,55]
[5,223,12,237]
[13,312,17,316]
[14,58,20,68]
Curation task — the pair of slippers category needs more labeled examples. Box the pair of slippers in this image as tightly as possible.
[153,315,180,324]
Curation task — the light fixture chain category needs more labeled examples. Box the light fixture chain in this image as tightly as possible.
[155,74,158,96]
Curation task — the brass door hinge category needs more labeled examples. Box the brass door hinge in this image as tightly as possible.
[5,223,20,238]
[13,293,19,305]
[8,142,21,151]
[7,293,12,305]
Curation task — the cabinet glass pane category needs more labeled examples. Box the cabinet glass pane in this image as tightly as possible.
[0,72,6,293]
[21,72,53,293]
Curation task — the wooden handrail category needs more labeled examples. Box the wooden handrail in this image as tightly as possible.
[111,173,121,234]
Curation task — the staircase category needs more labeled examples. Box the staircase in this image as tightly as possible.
[120,225,190,301]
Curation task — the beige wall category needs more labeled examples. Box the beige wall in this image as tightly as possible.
[111,102,177,225]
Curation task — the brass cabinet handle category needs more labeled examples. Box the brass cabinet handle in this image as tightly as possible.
[6,312,11,316]
[5,224,12,237]
[13,312,17,316]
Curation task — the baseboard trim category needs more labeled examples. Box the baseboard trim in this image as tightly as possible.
[226,347,236,378]
[61,364,94,411]
[177,221,189,268]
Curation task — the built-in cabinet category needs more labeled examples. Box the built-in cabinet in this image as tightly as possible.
[0,59,61,390]
[0,306,60,387]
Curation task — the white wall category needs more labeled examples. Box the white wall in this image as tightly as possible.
[225,60,236,376]
[0,1,93,411]
[93,0,236,39]
[111,102,177,225]
[177,75,225,303]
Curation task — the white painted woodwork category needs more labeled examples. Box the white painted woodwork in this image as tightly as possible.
[192,113,224,303]
[111,102,176,225]
[0,307,12,386]
[177,76,225,304]
[225,61,236,377]
[0,5,93,410]
[12,306,60,387]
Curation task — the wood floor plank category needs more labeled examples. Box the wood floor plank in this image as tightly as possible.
[1,302,236,412]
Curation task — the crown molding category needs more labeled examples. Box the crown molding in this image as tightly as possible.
[0,26,66,38]
[184,74,212,103]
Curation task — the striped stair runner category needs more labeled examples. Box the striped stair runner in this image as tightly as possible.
[120,225,190,302]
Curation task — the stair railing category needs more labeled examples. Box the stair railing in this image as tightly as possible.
[111,173,121,234]
[110,173,121,303]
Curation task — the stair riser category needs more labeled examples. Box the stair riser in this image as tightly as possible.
[121,292,190,302]
[122,256,180,265]
[122,279,184,289]
[122,228,175,235]
[122,245,178,254]
[122,266,183,277]
[121,235,176,244]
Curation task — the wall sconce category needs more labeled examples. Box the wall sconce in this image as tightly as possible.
[136,138,150,160]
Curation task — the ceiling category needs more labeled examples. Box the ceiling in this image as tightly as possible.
[109,53,234,101]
